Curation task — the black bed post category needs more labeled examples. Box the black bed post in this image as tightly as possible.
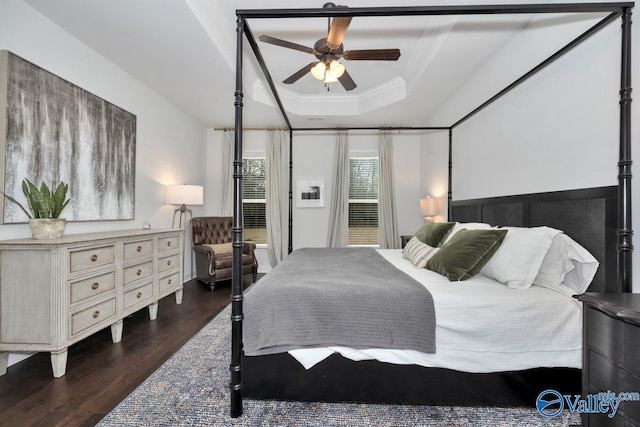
[230,15,244,419]
[288,129,293,254]
[447,128,453,222]
[618,7,633,293]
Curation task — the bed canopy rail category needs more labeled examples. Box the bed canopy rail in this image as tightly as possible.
[232,2,633,417]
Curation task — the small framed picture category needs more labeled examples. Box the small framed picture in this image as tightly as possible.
[296,179,325,208]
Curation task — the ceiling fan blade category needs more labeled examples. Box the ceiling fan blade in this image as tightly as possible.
[259,35,315,54]
[326,15,352,49]
[283,62,318,84]
[342,49,401,61]
[338,69,357,91]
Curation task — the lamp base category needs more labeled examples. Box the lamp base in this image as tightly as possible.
[171,205,192,229]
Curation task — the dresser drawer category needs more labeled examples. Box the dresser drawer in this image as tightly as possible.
[584,412,629,427]
[619,387,640,424]
[159,271,181,293]
[586,307,624,364]
[123,261,153,286]
[70,297,117,337]
[158,235,180,253]
[123,282,154,311]
[587,349,623,393]
[159,254,180,272]
[123,239,153,260]
[69,271,116,304]
[623,322,640,377]
[69,245,115,274]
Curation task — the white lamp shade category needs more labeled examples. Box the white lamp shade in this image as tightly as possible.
[310,62,327,80]
[165,185,203,206]
[324,60,345,83]
[420,197,439,217]
[310,60,345,83]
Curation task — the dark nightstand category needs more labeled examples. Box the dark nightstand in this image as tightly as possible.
[574,293,640,426]
[400,235,413,249]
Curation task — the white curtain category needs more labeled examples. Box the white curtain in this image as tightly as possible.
[220,129,234,216]
[327,131,349,247]
[266,130,288,266]
[378,131,399,249]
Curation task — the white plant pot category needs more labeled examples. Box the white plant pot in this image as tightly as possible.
[29,218,66,239]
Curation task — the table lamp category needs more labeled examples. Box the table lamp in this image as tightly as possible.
[165,184,204,229]
[420,197,439,223]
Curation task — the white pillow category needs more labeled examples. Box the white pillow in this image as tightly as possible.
[534,233,576,288]
[402,237,439,268]
[542,234,599,294]
[441,222,493,245]
[480,226,561,289]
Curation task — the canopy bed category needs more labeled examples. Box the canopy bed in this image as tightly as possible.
[229,3,633,418]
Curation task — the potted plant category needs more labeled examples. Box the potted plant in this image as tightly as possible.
[0,178,70,239]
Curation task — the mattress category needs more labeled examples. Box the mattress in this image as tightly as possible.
[287,249,583,373]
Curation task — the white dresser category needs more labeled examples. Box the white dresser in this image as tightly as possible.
[0,229,184,377]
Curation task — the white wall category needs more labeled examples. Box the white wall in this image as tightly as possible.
[0,0,207,242]
[392,133,424,237]
[0,1,208,365]
[420,130,450,223]
[430,15,638,290]
[451,23,618,200]
[206,130,423,272]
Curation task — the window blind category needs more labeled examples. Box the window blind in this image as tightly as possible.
[242,158,266,243]
[348,157,379,245]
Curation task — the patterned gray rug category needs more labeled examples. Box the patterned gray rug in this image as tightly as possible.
[98,305,581,426]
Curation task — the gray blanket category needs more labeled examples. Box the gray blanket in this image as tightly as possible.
[243,248,436,356]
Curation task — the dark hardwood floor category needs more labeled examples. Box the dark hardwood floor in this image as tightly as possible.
[0,278,240,427]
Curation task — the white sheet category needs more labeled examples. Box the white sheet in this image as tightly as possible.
[288,249,583,373]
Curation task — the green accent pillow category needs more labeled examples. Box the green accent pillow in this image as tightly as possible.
[414,222,456,247]
[426,228,508,281]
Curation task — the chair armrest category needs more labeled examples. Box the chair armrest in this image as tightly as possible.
[243,242,256,256]
[193,244,214,257]
[194,243,254,256]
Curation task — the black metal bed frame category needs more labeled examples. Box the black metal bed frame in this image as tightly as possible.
[231,3,633,417]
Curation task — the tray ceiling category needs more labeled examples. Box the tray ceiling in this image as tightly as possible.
[24,0,609,129]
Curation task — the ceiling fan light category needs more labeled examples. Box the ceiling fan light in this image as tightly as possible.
[324,72,338,83]
[329,60,345,78]
[310,62,327,81]
[322,60,345,83]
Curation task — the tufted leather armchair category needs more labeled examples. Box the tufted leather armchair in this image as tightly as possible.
[192,216,258,291]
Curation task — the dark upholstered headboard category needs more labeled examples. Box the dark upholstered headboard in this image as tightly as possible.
[450,186,618,293]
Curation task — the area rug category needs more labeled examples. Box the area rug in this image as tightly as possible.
[97,305,581,427]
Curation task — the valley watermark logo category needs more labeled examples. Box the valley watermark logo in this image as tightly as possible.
[537,389,640,418]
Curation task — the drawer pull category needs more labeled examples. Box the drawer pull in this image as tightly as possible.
[91,282,99,290]
[90,254,98,262]
[167,241,172,247]
[136,246,142,252]
[136,269,142,276]
[93,310,100,319]
[136,292,142,299]
[168,279,172,285]
[167,260,171,266]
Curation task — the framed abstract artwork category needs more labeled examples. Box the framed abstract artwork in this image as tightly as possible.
[0,50,136,223]
[296,178,325,208]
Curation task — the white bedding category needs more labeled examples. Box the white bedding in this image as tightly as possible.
[288,249,583,373]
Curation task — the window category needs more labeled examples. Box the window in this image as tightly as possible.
[242,158,266,244]
[348,157,379,246]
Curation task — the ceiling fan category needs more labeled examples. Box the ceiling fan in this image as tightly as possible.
[259,2,401,91]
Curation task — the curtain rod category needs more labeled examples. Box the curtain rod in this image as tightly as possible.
[214,126,449,132]
[213,128,288,131]
[292,126,449,132]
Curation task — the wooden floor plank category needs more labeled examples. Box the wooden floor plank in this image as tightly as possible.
[0,279,237,427]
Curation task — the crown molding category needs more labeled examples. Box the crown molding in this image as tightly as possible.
[252,76,407,117]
